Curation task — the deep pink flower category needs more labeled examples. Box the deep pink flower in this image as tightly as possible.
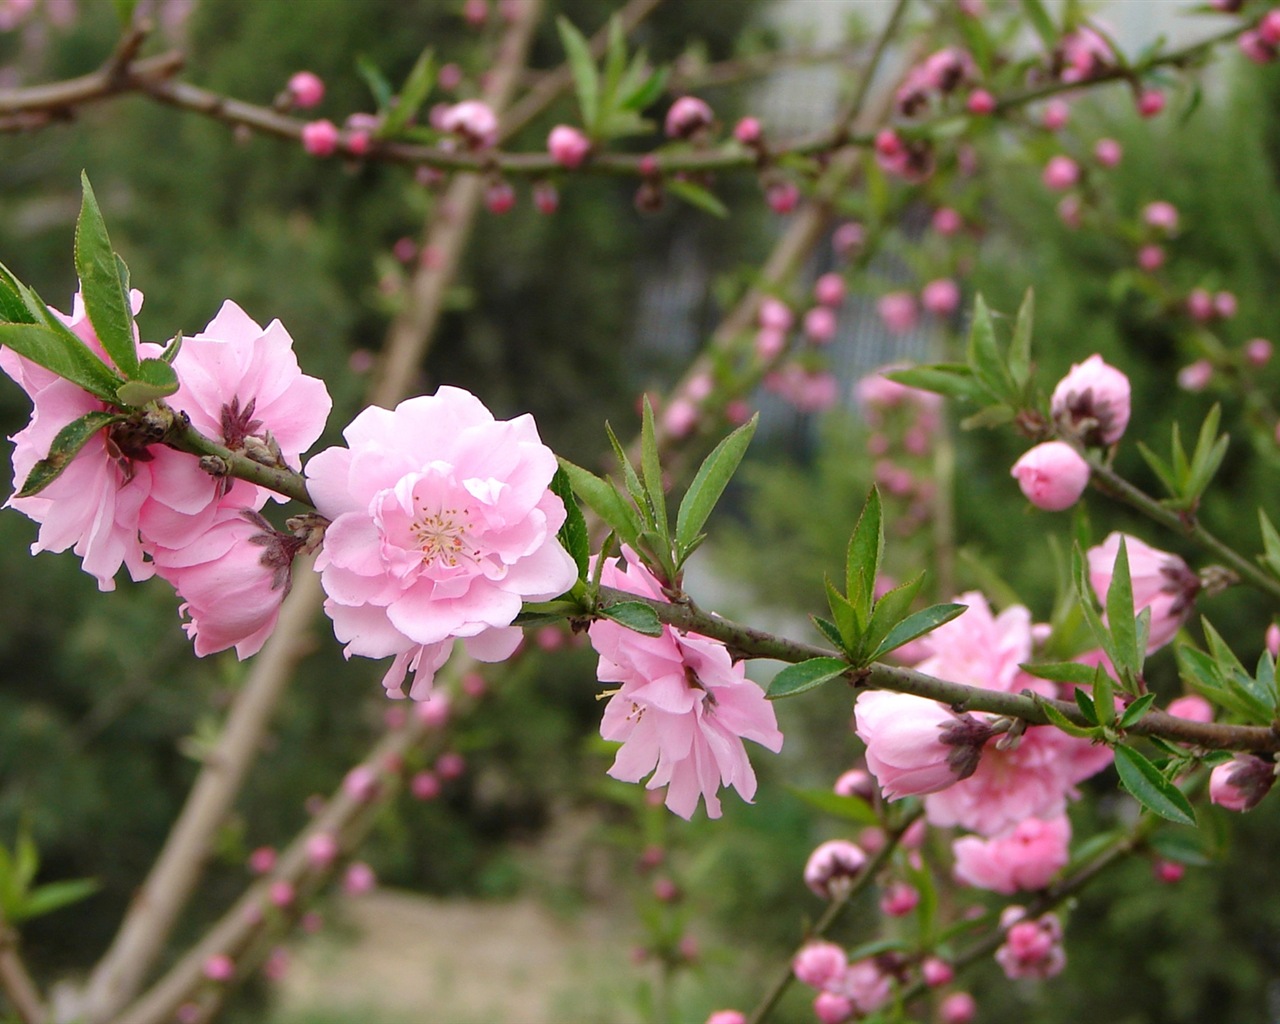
[966,89,995,115]
[1011,441,1090,511]
[812,991,853,1024]
[306,387,579,699]
[301,119,340,156]
[952,814,1071,893]
[1051,354,1131,445]
[1087,533,1199,652]
[589,551,783,820]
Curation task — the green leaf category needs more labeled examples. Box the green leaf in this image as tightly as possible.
[959,404,1014,431]
[1074,686,1099,725]
[115,357,179,407]
[599,601,664,637]
[620,66,667,113]
[557,457,641,550]
[811,616,845,650]
[1137,442,1179,499]
[1118,691,1158,729]
[13,878,99,923]
[766,657,851,699]
[601,15,627,105]
[604,421,648,515]
[1149,829,1214,867]
[966,294,1015,402]
[1092,662,1117,727]
[380,48,435,138]
[1176,643,1272,721]
[14,832,37,893]
[1114,745,1196,825]
[1020,0,1059,49]
[557,17,600,132]
[1104,536,1140,685]
[0,323,123,403]
[1009,289,1035,389]
[867,603,966,663]
[111,0,139,25]
[825,577,859,651]
[1185,405,1228,505]
[676,414,757,557]
[861,572,925,657]
[1033,694,1097,738]
[1022,661,1099,687]
[1258,509,1280,579]
[666,179,729,219]
[885,364,986,403]
[75,173,138,377]
[17,411,125,498]
[549,466,589,579]
[846,487,883,625]
[0,264,35,324]
[787,786,878,825]
[356,54,394,109]
[1073,543,1120,672]
[639,397,669,544]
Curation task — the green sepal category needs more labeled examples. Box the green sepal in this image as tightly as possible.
[17,410,125,498]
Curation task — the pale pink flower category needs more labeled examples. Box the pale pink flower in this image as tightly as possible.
[813,992,853,1024]
[853,691,995,799]
[940,992,977,1024]
[758,297,793,332]
[305,831,339,868]
[804,840,867,899]
[793,941,847,989]
[547,124,590,168]
[995,909,1066,979]
[342,861,376,896]
[589,551,783,820]
[306,387,578,700]
[877,291,918,334]
[1245,338,1273,367]
[921,957,954,987]
[1143,201,1179,232]
[814,273,846,308]
[921,278,960,317]
[1087,533,1199,652]
[932,207,963,235]
[833,768,874,800]
[203,954,235,982]
[1209,755,1275,811]
[1059,26,1113,82]
[833,960,892,1015]
[803,306,837,343]
[705,1013,746,1024]
[440,100,498,148]
[1167,694,1212,722]
[1177,359,1213,392]
[1138,245,1165,272]
[248,846,276,874]
[1051,354,1131,445]
[1011,441,1090,511]
[952,814,1071,893]
[879,880,919,916]
[1042,99,1069,130]
[912,591,1047,697]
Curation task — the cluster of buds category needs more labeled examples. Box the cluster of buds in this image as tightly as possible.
[895,47,979,117]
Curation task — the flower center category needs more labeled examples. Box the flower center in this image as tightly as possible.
[410,503,476,568]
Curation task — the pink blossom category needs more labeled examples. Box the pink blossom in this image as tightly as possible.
[1011,442,1090,511]
[1187,287,1214,321]
[1154,859,1185,883]
[248,846,276,874]
[853,691,995,799]
[287,71,325,108]
[662,397,699,438]
[756,328,781,363]
[1138,245,1165,272]
[877,291,918,334]
[1050,354,1131,445]
[922,957,954,987]
[262,946,290,983]
[758,297,793,332]
[940,992,978,1024]
[589,551,783,820]
[547,124,590,168]
[879,880,919,916]
[912,591,1048,697]
[1215,290,1238,319]
[1060,26,1113,82]
[1058,195,1083,229]
[766,180,800,214]
[440,100,498,148]
[1245,338,1273,367]
[305,831,339,868]
[1137,88,1165,118]
[1042,99,1070,130]
[793,941,847,989]
[814,273,846,308]
[764,366,838,413]
[995,909,1066,980]
[833,768,874,800]
[804,840,867,899]
[436,751,466,779]
[1094,138,1123,166]
[921,278,960,317]
[803,306,837,344]
[1087,533,1199,652]
[1268,623,1280,657]
[1177,359,1213,392]
[853,367,942,427]
[966,89,995,115]
[533,181,559,215]
[833,221,865,257]
[269,880,295,908]
[343,765,380,802]
[952,814,1070,894]
[1262,9,1280,45]
[204,954,235,982]
[485,180,515,215]
[1209,755,1275,811]
[733,117,762,145]
[342,861,376,896]
[306,387,578,700]
[834,960,892,1015]
[414,690,451,727]
[1042,155,1079,191]
[1167,694,1212,722]
[705,1013,746,1024]
[462,0,487,25]
[813,991,854,1024]
[1143,201,1179,232]
[932,207,963,235]
[410,770,441,800]
[1238,29,1275,62]
[665,96,713,138]
[301,119,340,156]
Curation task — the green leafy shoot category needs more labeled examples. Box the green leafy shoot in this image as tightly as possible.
[75,173,139,377]
[639,397,670,548]
[557,457,641,552]
[557,17,599,134]
[1113,745,1196,825]
[356,54,394,110]
[766,657,850,699]
[846,487,884,628]
[598,600,663,637]
[1257,509,1280,581]
[379,48,435,138]
[674,413,758,568]
[966,294,1017,404]
[0,322,124,404]
[1137,406,1228,511]
[666,179,728,218]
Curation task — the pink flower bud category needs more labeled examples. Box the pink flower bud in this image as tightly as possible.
[1187,287,1214,321]
[1267,623,1280,656]
[345,130,371,156]
[665,95,713,138]
[940,992,978,1024]
[804,840,868,899]
[438,63,463,90]
[306,831,340,868]
[921,278,960,317]
[1153,859,1185,884]
[652,877,680,902]
[1177,359,1213,392]
[814,272,846,308]
[922,956,955,987]
[833,768,875,801]
[436,751,466,779]
[705,1012,746,1024]
[813,991,854,1024]
[932,207,963,235]
[1042,155,1080,191]
[1042,99,1070,130]
[725,398,752,425]
[1011,442,1090,511]
[803,306,838,344]
[833,221,866,257]
[547,124,590,168]
[755,326,786,360]
[877,291,918,334]
[204,954,235,982]
[793,940,847,989]
[441,99,498,148]
[1210,754,1276,812]
[733,116,762,145]
[854,691,995,798]
[485,180,515,215]
[462,0,487,26]
[1058,194,1083,229]
[1137,245,1165,271]
[662,398,699,438]
[1245,338,1273,367]
[996,911,1066,979]
[462,671,488,698]
[1238,29,1276,63]
[532,181,559,215]
[392,237,418,264]
[1094,137,1123,166]
[1214,290,1238,319]
[874,128,903,158]
[288,71,325,108]
[966,89,996,115]
[301,119,340,157]
[879,880,919,917]
[758,297,793,332]
[766,179,800,214]
[1143,200,1179,232]
[176,1004,200,1024]
[269,880,295,908]
[1051,353,1131,445]
[343,765,379,802]
[343,861,376,896]
[248,846,277,875]
[1137,88,1165,118]
[1262,9,1280,45]
[414,691,451,727]
[1167,694,1212,722]
[411,770,442,801]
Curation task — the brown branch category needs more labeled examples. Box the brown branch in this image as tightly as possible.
[0,925,46,1024]
[0,51,183,125]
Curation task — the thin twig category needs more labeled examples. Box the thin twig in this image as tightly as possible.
[0,925,46,1024]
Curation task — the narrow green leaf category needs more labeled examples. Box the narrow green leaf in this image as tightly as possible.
[557,17,599,132]
[1114,745,1196,825]
[1104,537,1140,684]
[1257,650,1279,708]
[1073,543,1120,671]
[966,294,1015,402]
[1176,643,1271,721]
[17,411,125,498]
[604,421,647,515]
[860,572,924,657]
[599,601,664,637]
[1118,692,1158,729]
[75,173,138,377]
[825,577,859,650]
[602,15,627,103]
[811,616,845,650]
[0,323,123,403]
[1020,0,1059,48]
[14,833,37,893]
[1009,289,1035,389]
[356,54,394,109]
[1149,830,1214,867]
[639,397,669,544]
[160,331,184,365]
[867,603,966,663]
[676,413,757,556]
[885,364,987,403]
[620,65,667,113]
[1169,421,1190,486]
[557,457,641,549]
[666,179,729,219]
[549,466,589,579]
[766,657,851,700]
[111,0,139,25]
[1023,661,1099,686]
[116,357,179,407]
[13,878,99,923]
[959,404,1014,431]
[0,264,35,324]
[846,487,883,624]
[1258,510,1280,579]
[1092,663,1117,727]
[1074,686,1100,725]
[787,787,878,825]
[1137,442,1179,499]
[1033,696,1096,738]
[380,48,435,137]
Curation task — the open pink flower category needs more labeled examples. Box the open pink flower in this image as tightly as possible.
[912,591,1053,698]
[952,814,1071,893]
[1087,533,1199,652]
[995,908,1066,979]
[589,551,783,820]
[306,387,578,699]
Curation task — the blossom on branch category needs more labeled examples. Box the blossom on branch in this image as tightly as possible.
[589,551,783,820]
[306,387,578,699]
